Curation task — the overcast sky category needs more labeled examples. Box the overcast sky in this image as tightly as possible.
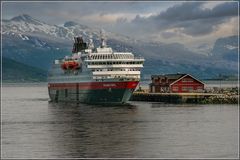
[2,1,239,47]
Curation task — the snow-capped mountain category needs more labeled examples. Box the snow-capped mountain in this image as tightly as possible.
[211,35,238,62]
[2,14,135,43]
[2,14,238,79]
[3,14,59,39]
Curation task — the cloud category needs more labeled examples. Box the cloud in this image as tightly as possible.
[116,17,128,24]
[158,2,237,21]
[2,1,238,46]
[161,31,178,39]
[2,1,174,24]
[125,2,238,37]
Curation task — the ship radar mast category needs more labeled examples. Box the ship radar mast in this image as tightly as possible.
[100,29,107,48]
[88,34,94,49]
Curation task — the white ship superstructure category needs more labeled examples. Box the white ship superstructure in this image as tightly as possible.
[48,33,144,104]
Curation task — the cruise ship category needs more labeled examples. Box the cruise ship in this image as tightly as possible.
[48,33,144,104]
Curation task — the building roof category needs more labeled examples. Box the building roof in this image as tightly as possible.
[151,73,205,86]
[170,74,205,86]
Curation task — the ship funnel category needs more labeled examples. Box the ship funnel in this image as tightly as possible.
[72,36,87,53]
[100,29,107,48]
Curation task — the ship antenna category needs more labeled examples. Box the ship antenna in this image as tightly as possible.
[88,34,94,49]
[100,29,107,48]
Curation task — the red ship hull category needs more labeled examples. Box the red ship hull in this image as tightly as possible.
[48,81,139,104]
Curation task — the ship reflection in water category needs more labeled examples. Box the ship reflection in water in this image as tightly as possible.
[2,84,238,158]
[47,102,138,158]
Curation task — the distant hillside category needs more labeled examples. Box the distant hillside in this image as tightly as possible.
[2,14,238,79]
[2,57,47,82]
[211,35,238,62]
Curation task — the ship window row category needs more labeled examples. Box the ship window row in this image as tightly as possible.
[93,68,140,72]
[95,75,140,78]
[94,75,140,80]
[89,54,133,60]
[88,61,143,65]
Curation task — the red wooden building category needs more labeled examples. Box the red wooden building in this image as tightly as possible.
[149,73,204,93]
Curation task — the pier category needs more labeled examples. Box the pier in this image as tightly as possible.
[130,92,237,104]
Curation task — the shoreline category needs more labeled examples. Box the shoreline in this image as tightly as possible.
[130,92,239,104]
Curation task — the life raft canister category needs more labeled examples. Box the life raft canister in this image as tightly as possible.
[61,61,80,70]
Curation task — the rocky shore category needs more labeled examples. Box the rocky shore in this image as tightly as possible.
[132,87,238,104]
[201,87,238,104]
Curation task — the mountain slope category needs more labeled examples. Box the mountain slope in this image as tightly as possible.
[2,57,47,82]
[211,35,238,62]
[2,14,238,79]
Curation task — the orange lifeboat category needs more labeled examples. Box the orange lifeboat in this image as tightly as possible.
[61,60,80,70]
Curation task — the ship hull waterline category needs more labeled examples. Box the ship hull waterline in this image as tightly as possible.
[48,81,139,104]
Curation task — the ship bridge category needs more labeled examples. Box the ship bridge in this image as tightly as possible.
[96,47,113,54]
[84,50,144,81]
[88,52,134,60]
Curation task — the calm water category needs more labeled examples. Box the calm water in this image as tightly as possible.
[2,83,239,158]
